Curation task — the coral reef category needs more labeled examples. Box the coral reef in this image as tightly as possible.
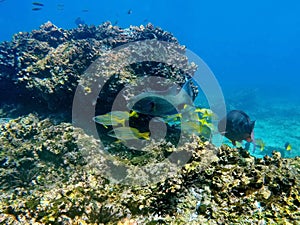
[0,21,185,112]
[0,115,299,224]
[0,114,84,190]
[0,22,299,224]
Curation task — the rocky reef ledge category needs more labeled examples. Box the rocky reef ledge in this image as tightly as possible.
[0,22,299,224]
[0,114,299,224]
[0,21,180,115]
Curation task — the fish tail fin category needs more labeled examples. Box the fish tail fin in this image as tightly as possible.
[114,139,122,144]
[142,132,150,140]
[130,110,139,118]
[93,116,99,123]
[250,120,256,130]
[175,78,194,107]
[120,119,126,127]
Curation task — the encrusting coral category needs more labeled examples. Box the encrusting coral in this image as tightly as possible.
[0,114,299,224]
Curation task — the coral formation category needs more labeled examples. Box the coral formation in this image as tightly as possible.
[0,21,186,112]
[0,115,299,224]
[0,22,299,224]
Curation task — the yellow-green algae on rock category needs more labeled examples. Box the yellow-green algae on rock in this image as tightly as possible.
[0,114,299,224]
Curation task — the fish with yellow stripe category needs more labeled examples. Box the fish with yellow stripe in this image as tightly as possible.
[108,127,150,141]
[93,111,138,128]
[158,104,215,139]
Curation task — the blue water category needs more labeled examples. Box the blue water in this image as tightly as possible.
[1,0,299,156]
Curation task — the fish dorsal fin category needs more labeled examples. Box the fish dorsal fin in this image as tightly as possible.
[175,79,194,106]
[250,120,256,129]
[181,78,193,100]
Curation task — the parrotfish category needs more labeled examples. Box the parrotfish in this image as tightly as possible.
[127,79,195,116]
[218,110,255,147]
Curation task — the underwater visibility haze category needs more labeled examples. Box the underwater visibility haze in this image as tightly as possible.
[0,0,300,224]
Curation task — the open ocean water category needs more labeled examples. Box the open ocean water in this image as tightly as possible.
[0,0,300,224]
[224,85,300,158]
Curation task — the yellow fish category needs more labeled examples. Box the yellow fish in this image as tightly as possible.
[153,104,214,140]
[108,127,150,141]
[179,121,212,139]
[255,138,265,151]
[194,107,214,118]
[162,113,182,125]
[285,142,292,151]
[93,111,138,128]
[180,105,213,122]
